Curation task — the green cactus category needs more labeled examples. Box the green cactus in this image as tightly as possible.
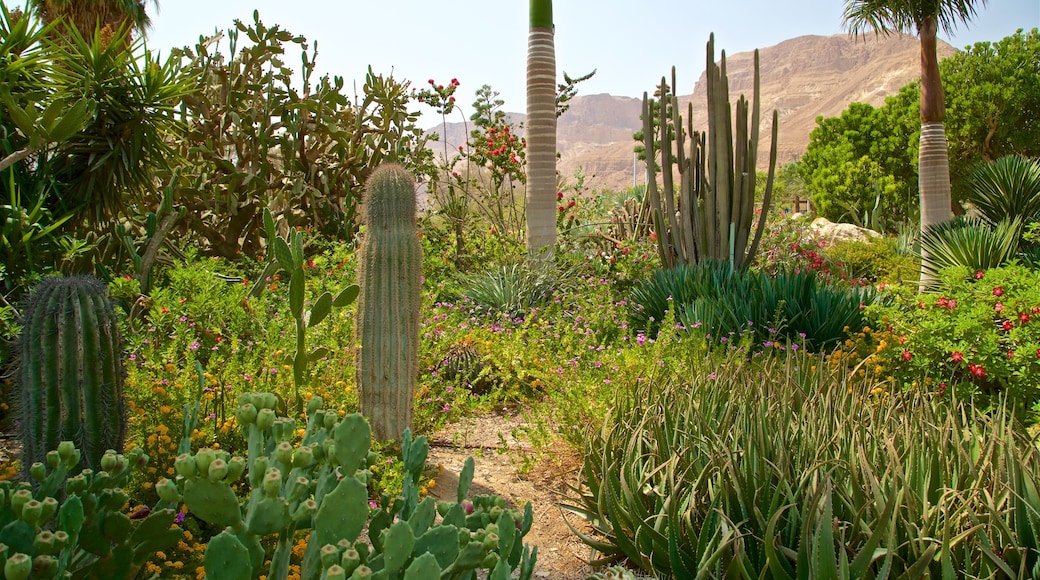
[355,164,422,441]
[257,207,360,413]
[15,275,127,473]
[641,33,778,270]
[166,392,537,580]
[0,443,181,579]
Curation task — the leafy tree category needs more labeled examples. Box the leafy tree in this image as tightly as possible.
[842,0,988,283]
[944,28,1040,199]
[30,0,156,41]
[799,101,917,227]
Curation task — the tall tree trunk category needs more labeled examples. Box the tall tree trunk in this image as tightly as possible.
[525,0,557,258]
[917,15,952,287]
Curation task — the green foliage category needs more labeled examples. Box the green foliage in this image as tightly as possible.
[964,154,1040,226]
[163,393,538,580]
[799,101,917,227]
[15,275,126,474]
[920,216,1022,280]
[0,444,182,580]
[640,36,777,269]
[944,29,1040,198]
[870,265,1040,411]
[629,261,873,352]
[823,236,919,284]
[565,351,1040,577]
[169,11,434,257]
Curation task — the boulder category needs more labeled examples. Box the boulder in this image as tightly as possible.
[810,218,882,244]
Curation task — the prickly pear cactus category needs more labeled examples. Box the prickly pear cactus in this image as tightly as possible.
[15,275,127,473]
[355,163,422,441]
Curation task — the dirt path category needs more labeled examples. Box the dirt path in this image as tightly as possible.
[425,412,595,580]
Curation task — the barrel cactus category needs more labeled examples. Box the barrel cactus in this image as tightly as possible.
[356,164,422,441]
[15,275,127,473]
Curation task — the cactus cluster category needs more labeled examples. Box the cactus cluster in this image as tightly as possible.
[0,443,181,580]
[159,392,537,580]
[355,164,422,441]
[641,33,778,270]
[15,275,127,474]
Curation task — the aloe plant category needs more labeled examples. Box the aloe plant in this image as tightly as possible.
[564,352,1040,577]
[641,34,778,270]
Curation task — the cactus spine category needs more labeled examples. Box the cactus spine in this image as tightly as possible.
[356,164,422,441]
[642,33,778,270]
[16,275,127,472]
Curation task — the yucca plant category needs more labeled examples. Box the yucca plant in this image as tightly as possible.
[564,351,1040,577]
[460,261,570,319]
[964,154,1040,226]
[920,216,1022,284]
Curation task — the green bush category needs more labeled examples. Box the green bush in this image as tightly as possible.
[565,351,1040,577]
[823,236,919,284]
[629,261,873,352]
[869,264,1040,411]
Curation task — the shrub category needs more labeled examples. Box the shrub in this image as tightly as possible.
[868,265,1040,411]
[823,236,918,284]
[565,351,1040,577]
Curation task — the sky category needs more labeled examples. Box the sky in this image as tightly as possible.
[13,0,1039,128]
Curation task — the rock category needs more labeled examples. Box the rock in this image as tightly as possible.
[810,217,882,244]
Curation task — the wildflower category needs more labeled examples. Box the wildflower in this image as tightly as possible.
[975,270,985,280]
[995,302,1004,313]
[1019,312,1030,324]
[950,351,964,363]
[969,363,986,378]
[993,286,1005,297]
[1002,320,1014,332]
[901,350,912,361]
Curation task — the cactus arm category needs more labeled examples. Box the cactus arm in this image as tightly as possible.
[745,110,779,266]
[642,93,671,269]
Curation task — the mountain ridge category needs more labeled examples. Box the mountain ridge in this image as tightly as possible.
[426,33,956,193]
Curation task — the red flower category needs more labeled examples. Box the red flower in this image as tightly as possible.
[450,78,459,85]
[946,300,958,310]
[901,350,913,361]
[556,191,564,200]
[950,351,964,363]
[1008,349,1015,360]
[969,363,987,378]
[993,286,1005,297]
[975,270,985,280]
[1002,320,1014,331]
[1019,312,1030,324]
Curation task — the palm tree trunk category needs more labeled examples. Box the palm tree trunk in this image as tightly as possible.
[917,15,952,287]
[525,0,557,258]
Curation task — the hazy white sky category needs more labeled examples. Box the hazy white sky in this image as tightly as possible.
[13,1,1039,127]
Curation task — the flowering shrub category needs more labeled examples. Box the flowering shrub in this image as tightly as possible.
[868,265,1040,411]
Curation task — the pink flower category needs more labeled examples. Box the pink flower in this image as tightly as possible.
[995,302,1004,313]
[993,286,1005,297]
[975,270,985,280]
[950,351,964,363]
[1019,312,1030,324]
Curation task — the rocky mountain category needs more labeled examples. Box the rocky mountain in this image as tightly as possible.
[426,33,956,193]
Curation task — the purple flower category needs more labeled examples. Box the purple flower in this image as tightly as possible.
[174,512,185,524]
[189,341,200,351]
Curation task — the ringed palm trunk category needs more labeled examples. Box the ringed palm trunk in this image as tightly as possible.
[526,0,557,258]
[917,15,953,286]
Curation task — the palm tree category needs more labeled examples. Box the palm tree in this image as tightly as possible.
[526,0,556,258]
[31,0,154,42]
[842,0,986,284]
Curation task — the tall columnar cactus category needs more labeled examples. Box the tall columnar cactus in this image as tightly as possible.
[16,275,127,473]
[642,33,779,270]
[356,164,422,441]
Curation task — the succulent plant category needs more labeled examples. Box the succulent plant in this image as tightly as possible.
[259,206,359,412]
[355,164,422,441]
[641,33,778,270]
[164,392,538,580]
[15,275,127,474]
[0,443,181,580]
